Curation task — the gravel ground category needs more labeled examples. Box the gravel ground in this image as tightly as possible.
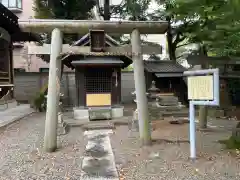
[111,120,240,180]
[0,113,86,180]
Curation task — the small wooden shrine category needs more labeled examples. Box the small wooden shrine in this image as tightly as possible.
[62,30,132,120]
[0,3,38,106]
[144,60,188,104]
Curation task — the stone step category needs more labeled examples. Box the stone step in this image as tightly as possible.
[162,110,189,117]
[160,107,187,111]
[152,106,187,111]
[81,129,118,179]
[81,122,115,130]
[158,96,179,101]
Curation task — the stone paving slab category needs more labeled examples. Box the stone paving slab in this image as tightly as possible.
[0,104,35,127]
[82,129,119,180]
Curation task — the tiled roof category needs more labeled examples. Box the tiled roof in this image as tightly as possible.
[144,60,187,73]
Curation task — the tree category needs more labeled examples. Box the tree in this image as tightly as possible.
[110,0,151,21]
[148,0,198,61]
[33,0,96,44]
[33,0,96,63]
[172,0,240,129]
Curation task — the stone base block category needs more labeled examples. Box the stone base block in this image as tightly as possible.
[73,106,124,121]
[73,108,89,120]
[0,99,17,111]
[111,106,124,118]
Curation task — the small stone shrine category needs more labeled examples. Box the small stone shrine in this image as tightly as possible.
[130,80,189,130]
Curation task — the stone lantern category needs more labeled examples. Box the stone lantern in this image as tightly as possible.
[147,81,160,105]
[130,89,149,131]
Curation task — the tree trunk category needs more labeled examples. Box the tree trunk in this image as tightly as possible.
[104,0,111,20]
[198,45,208,129]
[199,106,208,129]
[166,17,176,61]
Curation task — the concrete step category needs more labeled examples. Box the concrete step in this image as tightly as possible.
[0,104,35,127]
[0,100,17,111]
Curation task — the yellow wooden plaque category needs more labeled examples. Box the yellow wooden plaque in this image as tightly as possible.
[187,75,214,100]
[86,93,111,106]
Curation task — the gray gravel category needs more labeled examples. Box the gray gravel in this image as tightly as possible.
[111,122,240,180]
[1,111,240,180]
[0,113,86,180]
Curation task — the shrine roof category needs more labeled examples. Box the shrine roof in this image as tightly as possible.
[0,3,40,42]
[62,33,132,69]
[144,60,187,73]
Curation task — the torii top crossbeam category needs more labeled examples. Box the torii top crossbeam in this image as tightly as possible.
[18,19,168,34]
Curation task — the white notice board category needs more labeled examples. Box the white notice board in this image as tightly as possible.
[187,75,214,100]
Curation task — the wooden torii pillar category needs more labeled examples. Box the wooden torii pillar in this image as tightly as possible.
[18,19,168,151]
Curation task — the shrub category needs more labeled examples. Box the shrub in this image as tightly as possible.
[33,92,46,112]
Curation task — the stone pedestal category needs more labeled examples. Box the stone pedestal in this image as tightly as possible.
[130,109,139,131]
[73,106,124,121]
[57,111,68,135]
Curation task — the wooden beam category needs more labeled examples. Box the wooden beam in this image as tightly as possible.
[18,19,168,34]
[28,44,162,55]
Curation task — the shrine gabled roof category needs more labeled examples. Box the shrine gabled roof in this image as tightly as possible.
[144,60,187,73]
[0,3,40,42]
[61,33,132,69]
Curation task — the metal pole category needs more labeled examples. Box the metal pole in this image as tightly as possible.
[44,28,62,152]
[189,101,196,160]
[131,29,151,145]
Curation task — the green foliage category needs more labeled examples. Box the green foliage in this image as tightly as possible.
[33,92,46,112]
[122,65,133,72]
[33,0,95,20]
[169,0,240,56]
[219,136,240,150]
[112,0,152,21]
[33,0,96,45]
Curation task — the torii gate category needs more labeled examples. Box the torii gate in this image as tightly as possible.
[18,19,168,152]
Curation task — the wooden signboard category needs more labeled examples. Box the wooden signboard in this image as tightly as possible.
[86,93,111,106]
